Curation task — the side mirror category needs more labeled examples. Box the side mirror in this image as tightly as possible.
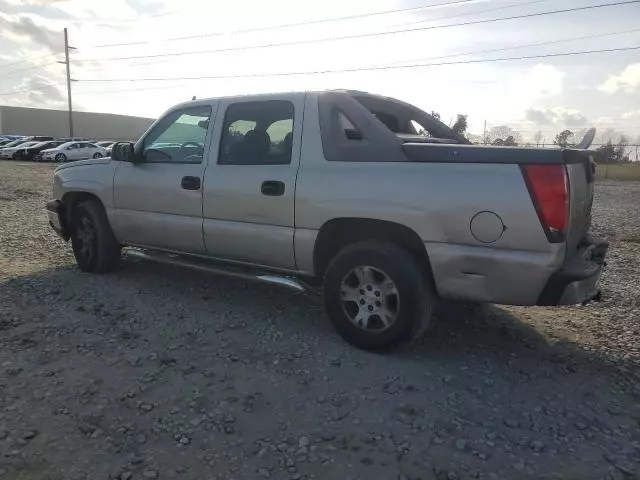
[111,142,138,162]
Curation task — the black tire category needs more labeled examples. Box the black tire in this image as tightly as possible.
[55,153,66,162]
[70,200,121,273]
[323,240,435,351]
[12,152,18,160]
[92,153,103,159]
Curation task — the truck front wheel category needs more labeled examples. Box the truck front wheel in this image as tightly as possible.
[70,200,121,273]
[323,240,434,351]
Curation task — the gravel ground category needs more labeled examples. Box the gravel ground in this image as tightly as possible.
[0,161,639,480]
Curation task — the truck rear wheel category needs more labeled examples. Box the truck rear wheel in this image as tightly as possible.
[323,240,434,351]
[70,200,121,273]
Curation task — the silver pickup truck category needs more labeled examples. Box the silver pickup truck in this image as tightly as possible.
[46,90,608,350]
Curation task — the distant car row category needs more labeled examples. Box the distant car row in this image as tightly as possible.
[0,135,116,162]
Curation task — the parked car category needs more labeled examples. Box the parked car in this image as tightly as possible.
[41,141,108,162]
[21,135,55,142]
[15,140,66,161]
[0,141,41,159]
[46,90,607,350]
[58,137,91,142]
[0,139,31,154]
[95,141,116,156]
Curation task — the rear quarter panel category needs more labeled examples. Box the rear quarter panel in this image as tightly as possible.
[295,94,563,304]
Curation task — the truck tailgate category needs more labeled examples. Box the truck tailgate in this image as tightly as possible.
[564,149,596,256]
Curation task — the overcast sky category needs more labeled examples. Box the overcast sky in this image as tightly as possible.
[1,0,640,142]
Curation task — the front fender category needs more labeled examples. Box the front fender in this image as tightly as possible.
[54,160,116,207]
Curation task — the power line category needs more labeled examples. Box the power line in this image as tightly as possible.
[74,45,640,83]
[59,8,187,26]
[77,1,640,63]
[0,53,56,71]
[75,84,188,95]
[77,0,550,71]
[1,62,61,80]
[76,25,640,76]
[0,85,59,97]
[374,27,640,67]
[85,0,509,49]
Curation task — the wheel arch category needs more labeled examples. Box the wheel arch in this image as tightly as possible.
[312,217,437,292]
[61,191,105,225]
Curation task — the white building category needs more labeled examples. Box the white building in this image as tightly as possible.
[0,106,154,141]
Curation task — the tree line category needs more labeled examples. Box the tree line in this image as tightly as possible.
[431,111,636,164]
[553,129,633,164]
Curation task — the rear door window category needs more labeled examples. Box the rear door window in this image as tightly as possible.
[218,101,295,165]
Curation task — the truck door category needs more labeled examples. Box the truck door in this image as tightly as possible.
[202,95,304,270]
[111,103,216,254]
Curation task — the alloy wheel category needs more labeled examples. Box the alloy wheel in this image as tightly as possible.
[339,266,400,332]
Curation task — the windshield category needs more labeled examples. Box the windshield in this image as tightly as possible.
[32,141,51,148]
[14,142,38,148]
[2,140,25,148]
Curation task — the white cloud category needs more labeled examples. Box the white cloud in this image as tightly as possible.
[54,0,138,22]
[0,11,62,52]
[600,64,640,94]
[3,0,66,4]
[7,74,67,109]
[471,64,565,124]
[622,109,640,119]
[525,107,588,127]
[520,64,565,97]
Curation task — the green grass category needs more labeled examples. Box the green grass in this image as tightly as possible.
[596,163,640,181]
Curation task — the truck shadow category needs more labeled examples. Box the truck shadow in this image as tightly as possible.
[1,259,636,397]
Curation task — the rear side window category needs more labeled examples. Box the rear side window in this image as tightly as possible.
[410,120,428,136]
[338,111,363,141]
[372,111,400,132]
[219,101,294,165]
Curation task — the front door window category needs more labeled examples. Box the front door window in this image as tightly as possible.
[142,106,212,164]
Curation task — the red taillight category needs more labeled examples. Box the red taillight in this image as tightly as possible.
[521,164,568,242]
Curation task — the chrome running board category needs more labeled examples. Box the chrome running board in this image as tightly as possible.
[124,248,306,292]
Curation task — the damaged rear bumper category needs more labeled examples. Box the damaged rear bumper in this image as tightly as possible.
[537,236,608,306]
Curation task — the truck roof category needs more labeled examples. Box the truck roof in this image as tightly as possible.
[172,89,377,109]
[165,89,470,145]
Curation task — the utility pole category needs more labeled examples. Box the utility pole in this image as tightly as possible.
[58,28,76,138]
[483,120,487,144]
